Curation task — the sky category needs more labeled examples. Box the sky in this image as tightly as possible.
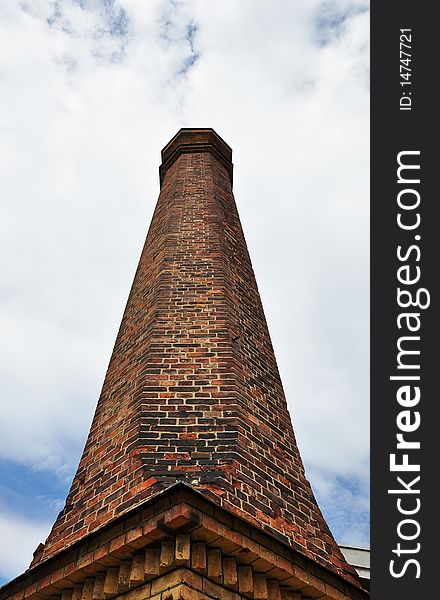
[0,0,369,584]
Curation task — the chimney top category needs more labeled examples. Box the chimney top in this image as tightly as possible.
[159,128,233,186]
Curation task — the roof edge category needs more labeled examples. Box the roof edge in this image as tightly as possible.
[1,482,367,599]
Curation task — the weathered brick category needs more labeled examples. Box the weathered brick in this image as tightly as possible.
[117,560,132,593]
[281,591,303,600]
[222,558,237,590]
[144,549,160,577]
[21,129,362,596]
[237,566,253,594]
[60,591,72,600]
[266,580,282,600]
[175,535,190,566]
[81,579,94,600]
[129,555,144,586]
[207,549,222,584]
[103,568,118,599]
[253,574,268,599]
[71,585,82,600]
[191,542,207,574]
[92,573,105,600]
[159,541,175,573]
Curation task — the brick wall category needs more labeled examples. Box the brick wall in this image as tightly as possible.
[33,130,357,585]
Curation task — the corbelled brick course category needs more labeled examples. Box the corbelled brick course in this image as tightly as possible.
[30,129,359,588]
[1,486,367,600]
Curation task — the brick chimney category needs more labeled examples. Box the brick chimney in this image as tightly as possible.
[1,129,368,600]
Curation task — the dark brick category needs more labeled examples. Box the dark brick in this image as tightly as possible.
[29,129,359,590]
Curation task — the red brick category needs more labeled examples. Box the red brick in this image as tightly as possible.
[191,543,207,575]
[25,129,360,592]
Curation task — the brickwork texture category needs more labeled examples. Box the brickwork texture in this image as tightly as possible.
[32,129,358,586]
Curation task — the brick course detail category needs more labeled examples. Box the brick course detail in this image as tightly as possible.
[31,129,358,586]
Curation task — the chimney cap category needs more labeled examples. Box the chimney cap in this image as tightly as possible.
[159,128,233,187]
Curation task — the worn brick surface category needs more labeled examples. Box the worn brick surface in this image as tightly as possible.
[30,129,358,585]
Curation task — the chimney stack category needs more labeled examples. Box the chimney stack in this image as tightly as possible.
[1,129,367,600]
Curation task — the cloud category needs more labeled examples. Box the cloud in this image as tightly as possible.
[0,510,52,583]
[310,469,370,547]
[0,0,369,579]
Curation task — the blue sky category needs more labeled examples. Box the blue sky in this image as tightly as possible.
[0,0,369,584]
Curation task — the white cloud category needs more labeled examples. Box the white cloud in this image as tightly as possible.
[310,469,370,547]
[0,0,369,576]
[0,511,52,581]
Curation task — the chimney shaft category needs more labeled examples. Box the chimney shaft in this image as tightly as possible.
[25,129,361,591]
